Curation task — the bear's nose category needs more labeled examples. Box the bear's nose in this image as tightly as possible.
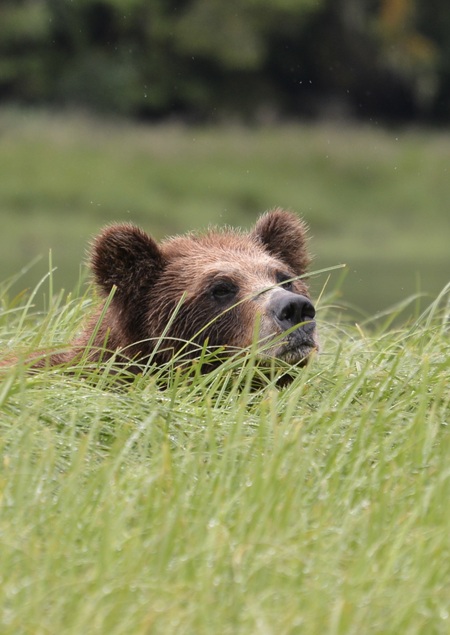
[270,292,316,332]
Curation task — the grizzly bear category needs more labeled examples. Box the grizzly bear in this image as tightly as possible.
[32,209,318,374]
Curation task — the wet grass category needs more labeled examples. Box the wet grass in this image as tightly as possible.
[0,275,449,634]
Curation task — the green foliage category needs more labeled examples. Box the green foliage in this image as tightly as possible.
[1,0,449,121]
[0,1,52,101]
[1,276,449,634]
[0,0,324,117]
[174,0,263,70]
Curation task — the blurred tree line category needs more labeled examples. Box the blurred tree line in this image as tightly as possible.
[0,0,448,123]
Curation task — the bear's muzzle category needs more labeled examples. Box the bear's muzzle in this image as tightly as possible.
[261,289,318,364]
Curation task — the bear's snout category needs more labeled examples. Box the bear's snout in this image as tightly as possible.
[269,291,316,333]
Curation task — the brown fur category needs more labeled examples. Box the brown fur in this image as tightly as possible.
[30,209,318,372]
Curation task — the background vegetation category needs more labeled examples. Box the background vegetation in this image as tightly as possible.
[1,109,449,317]
[1,0,450,123]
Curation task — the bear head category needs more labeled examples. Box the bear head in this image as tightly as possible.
[89,208,318,370]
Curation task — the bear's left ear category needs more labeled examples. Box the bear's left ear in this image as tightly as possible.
[251,208,311,275]
[90,223,166,300]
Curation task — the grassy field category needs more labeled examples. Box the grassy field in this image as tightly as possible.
[1,110,450,633]
[0,275,449,634]
[1,108,450,316]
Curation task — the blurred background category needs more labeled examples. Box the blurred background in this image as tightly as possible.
[1,0,449,318]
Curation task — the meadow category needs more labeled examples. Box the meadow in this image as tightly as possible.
[0,274,449,634]
[1,110,450,634]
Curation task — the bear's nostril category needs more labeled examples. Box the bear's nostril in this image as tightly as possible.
[274,294,315,329]
[302,299,316,321]
[278,301,296,324]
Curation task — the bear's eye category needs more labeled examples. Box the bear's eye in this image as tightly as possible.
[276,272,294,291]
[210,280,238,302]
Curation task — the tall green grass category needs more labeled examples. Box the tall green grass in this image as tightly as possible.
[1,273,449,634]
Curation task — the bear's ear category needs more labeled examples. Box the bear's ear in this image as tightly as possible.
[90,224,166,298]
[251,208,311,275]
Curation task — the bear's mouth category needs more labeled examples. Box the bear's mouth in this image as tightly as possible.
[275,338,317,365]
[262,326,318,366]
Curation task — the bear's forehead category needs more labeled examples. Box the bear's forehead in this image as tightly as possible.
[162,232,288,276]
[163,232,274,258]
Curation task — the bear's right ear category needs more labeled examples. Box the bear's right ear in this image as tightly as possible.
[90,224,166,298]
[251,208,311,275]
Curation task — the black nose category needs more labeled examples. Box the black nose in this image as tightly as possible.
[270,292,316,331]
